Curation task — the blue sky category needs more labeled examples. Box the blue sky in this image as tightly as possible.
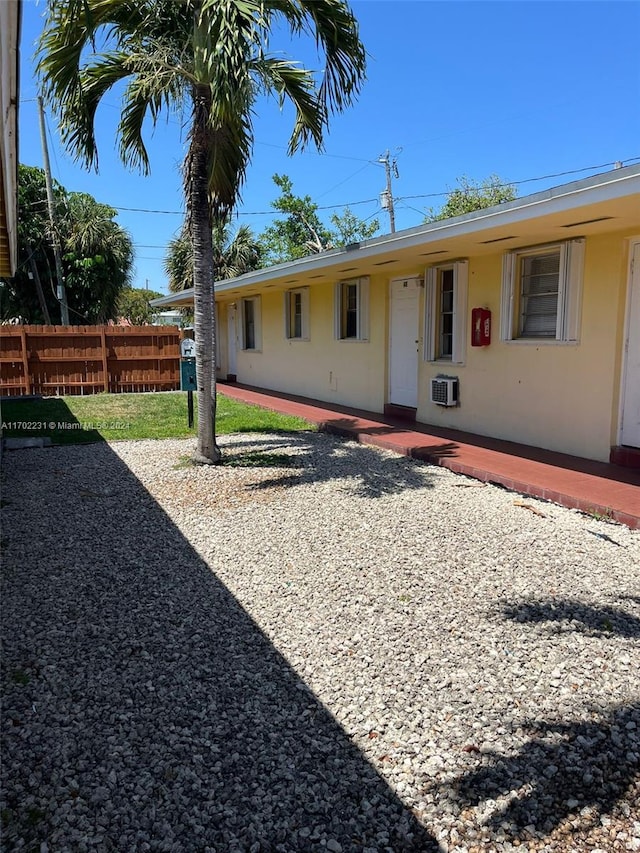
[19,0,640,294]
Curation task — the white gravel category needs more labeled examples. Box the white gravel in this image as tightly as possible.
[1,431,639,853]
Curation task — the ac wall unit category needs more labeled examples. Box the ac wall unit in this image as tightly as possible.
[430,376,459,407]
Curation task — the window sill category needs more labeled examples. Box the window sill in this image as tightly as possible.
[503,338,579,346]
[337,337,369,343]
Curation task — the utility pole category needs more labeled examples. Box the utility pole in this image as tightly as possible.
[38,95,69,325]
[28,258,52,325]
[378,150,399,234]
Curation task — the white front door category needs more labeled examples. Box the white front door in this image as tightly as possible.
[227,305,237,377]
[621,242,640,447]
[389,277,420,408]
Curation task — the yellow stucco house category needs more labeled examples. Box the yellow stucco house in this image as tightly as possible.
[0,0,20,279]
[154,165,640,466]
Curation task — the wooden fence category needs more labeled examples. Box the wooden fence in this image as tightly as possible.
[0,325,182,396]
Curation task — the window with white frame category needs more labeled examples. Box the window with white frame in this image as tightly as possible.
[335,278,369,341]
[241,296,261,350]
[284,287,310,340]
[424,261,468,363]
[501,239,584,342]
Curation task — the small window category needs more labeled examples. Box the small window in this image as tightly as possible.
[424,261,468,363]
[335,278,369,341]
[284,287,310,340]
[241,296,261,350]
[501,239,584,342]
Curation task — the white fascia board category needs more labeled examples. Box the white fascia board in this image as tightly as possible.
[324,166,640,261]
[149,291,194,307]
[151,165,640,307]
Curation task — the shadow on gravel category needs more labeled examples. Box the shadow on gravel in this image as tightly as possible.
[501,598,640,639]
[0,442,437,851]
[454,703,640,843]
[0,397,104,445]
[320,418,460,464]
[244,432,435,499]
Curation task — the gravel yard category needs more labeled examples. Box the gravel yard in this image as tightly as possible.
[1,431,639,853]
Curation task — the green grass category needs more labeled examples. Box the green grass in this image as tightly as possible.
[173,450,296,470]
[0,392,313,445]
[223,451,295,468]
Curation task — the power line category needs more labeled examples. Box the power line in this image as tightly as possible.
[315,162,375,201]
[115,197,378,215]
[395,199,427,218]
[254,139,373,164]
[397,158,640,203]
[112,157,639,217]
[26,156,639,222]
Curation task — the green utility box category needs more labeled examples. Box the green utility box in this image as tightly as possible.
[180,358,196,390]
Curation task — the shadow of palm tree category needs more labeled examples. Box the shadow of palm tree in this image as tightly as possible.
[454,703,640,842]
[224,383,640,485]
[319,417,460,464]
[501,598,640,639]
[233,432,436,499]
[0,441,437,851]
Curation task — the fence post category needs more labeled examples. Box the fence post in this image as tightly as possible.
[100,327,109,392]
[20,327,31,395]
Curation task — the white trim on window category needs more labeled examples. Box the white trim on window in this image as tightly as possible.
[424,267,436,360]
[559,239,585,341]
[500,252,516,342]
[501,239,584,343]
[241,295,262,351]
[284,287,310,340]
[334,277,369,341]
[453,260,468,363]
[423,260,468,364]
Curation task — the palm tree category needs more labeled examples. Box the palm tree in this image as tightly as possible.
[63,192,134,323]
[38,0,366,463]
[165,221,262,295]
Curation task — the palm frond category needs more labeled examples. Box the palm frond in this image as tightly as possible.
[164,232,194,293]
[253,57,325,153]
[264,0,366,113]
[38,0,192,171]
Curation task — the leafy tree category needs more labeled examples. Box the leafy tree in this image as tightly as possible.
[165,221,262,294]
[260,173,333,263]
[39,0,366,464]
[0,165,132,324]
[117,286,164,325]
[330,206,379,247]
[424,175,517,222]
[1,164,61,322]
[260,173,379,265]
[63,192,134,323]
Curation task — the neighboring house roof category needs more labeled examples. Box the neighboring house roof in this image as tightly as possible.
[0,0,20,278]
[151,163,640,309]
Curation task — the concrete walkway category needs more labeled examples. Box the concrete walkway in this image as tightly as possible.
[219,383,640,530]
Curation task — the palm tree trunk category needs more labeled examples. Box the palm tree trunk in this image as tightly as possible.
[190,85,221,464]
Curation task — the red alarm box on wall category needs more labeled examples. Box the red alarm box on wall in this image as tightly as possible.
[471,308,491,347]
